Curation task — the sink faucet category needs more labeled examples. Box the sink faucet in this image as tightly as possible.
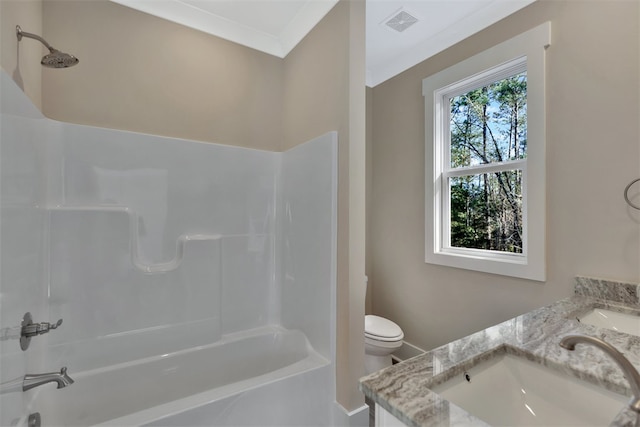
[560,334,640,413]
[23,367,74,392]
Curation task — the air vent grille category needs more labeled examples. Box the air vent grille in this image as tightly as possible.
[385,10,418,33]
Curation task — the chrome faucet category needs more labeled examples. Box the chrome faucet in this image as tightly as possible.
[23,367,74,392]
[560,334,640,413]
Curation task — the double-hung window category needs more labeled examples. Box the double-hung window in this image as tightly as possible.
[423,23,550,281]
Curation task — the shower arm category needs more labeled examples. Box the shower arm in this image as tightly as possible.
[16,26,56,52]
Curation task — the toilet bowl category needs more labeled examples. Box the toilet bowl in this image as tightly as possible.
[364,314,404,374]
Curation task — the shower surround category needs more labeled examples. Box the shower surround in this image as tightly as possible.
[0,71,340,426]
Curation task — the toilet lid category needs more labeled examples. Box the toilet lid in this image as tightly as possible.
[365,315,404,341]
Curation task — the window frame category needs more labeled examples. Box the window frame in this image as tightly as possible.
[423,22,550,281]
[439,58,528,261]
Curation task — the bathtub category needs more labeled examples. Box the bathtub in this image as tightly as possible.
[31,326,331,426]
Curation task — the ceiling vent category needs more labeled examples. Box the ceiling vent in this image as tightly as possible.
[384,10,419,33]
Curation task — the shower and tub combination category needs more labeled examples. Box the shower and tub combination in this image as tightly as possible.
[0,28,342,426]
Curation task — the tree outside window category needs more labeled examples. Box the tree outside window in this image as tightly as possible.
[448,72,527,254]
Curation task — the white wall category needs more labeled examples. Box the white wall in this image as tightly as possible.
[44,124,339,370]
[44,120,278,371]
[281,132,338,361]
[0,70,339,423]
[0,68,48,427]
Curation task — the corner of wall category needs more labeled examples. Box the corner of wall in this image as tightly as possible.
[0,0,43,110]
[281,0,367,413]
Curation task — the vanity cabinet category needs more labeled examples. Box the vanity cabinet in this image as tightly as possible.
[375,404,406,427]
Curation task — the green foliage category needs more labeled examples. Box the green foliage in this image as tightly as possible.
[449,73,526,253]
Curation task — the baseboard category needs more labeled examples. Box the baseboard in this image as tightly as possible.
[333,402,369,427]
[392,340,427,363]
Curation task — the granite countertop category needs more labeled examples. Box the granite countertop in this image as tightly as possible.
[359,277,640,427]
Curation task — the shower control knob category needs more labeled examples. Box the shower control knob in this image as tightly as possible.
[20,313,63,351]
[22,318,63,336]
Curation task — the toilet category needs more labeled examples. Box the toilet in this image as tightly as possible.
[364,314,404,374]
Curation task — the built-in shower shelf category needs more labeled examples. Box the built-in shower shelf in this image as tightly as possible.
[46,205,224,371]
[48,205,221,274]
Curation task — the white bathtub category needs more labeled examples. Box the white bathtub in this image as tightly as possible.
[31,326,331,426]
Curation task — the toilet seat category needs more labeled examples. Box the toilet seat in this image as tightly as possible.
[365,315,404,342]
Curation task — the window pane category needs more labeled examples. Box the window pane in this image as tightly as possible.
[450,170,523,253]
[450,72,527,168]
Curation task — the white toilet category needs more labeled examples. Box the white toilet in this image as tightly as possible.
[364,314,404,374]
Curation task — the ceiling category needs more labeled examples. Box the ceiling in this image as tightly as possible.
[111,0,536,87]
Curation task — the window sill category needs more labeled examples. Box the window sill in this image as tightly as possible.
[426,249,545,281]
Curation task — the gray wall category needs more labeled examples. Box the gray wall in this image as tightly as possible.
[369,0,640,352]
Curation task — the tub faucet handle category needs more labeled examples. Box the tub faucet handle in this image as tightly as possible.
[22,317,63,337]
[49,319,63,330]
[20,313,63,351]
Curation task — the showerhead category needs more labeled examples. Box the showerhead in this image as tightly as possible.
[16,25,79,68]
[41,49,79,69]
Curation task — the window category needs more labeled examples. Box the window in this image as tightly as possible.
[423,23,550,281]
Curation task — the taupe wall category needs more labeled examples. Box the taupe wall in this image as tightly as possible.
[42,0,283,151]
[283,0,366,412]
[370,0,640,352]
[365,86,373,315]
[1,0,43,108]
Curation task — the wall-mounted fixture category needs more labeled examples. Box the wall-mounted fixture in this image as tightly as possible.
[20,312,63,351]
[28,413,41,427]
[624,178,640,210]
[16,25,79,68]
[23,367,74,391]
[383,9,419,33]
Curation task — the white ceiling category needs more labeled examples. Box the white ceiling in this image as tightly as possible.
[111,0,536,87]
[366,0,535,86]
[110,0,339,58]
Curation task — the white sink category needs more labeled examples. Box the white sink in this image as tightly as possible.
[578,308,640,336]
[430,353,627,426]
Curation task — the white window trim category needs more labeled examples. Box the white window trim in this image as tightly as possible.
[423,22,551,281]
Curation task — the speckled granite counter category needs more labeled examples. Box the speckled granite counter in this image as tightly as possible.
[360,277,640,427]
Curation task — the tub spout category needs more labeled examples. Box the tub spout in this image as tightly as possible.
[23,367,74,392]
[560,335,640,413]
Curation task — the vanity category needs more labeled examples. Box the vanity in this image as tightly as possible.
[360,277,640,427]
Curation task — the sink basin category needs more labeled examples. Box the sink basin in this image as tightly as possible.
[430,352,627,426]
[578,308,640,336]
